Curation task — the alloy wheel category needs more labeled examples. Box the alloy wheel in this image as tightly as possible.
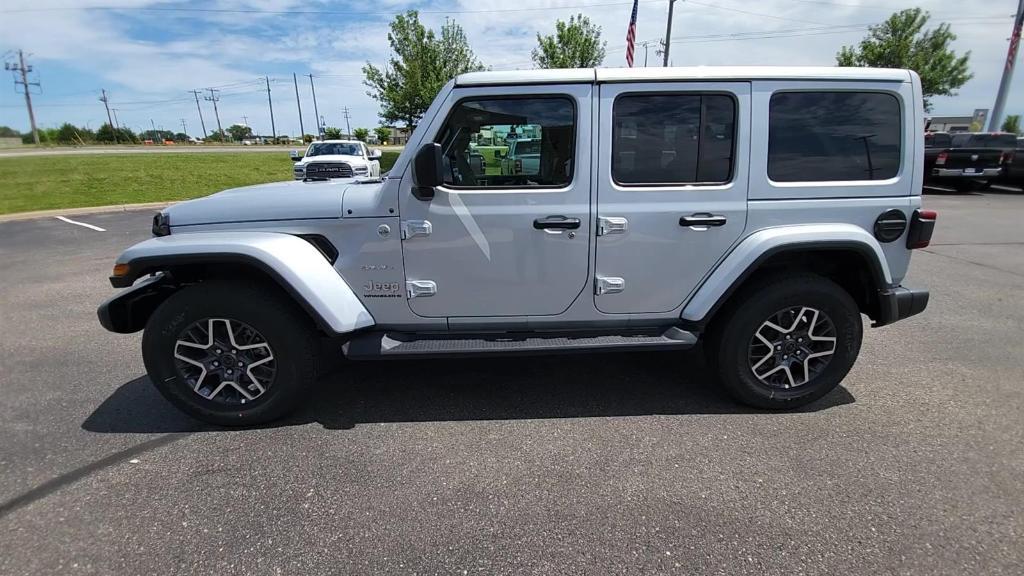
[747,306,837,389]
[173,318,276,405]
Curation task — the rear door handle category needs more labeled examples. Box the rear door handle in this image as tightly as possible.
[534,215,581,230]
[679,214,727,227]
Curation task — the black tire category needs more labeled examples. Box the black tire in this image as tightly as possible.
[142,280,320,426]
[707,274,862,410]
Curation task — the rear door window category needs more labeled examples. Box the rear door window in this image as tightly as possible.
[768,91,901,182]
[612,93,736,185]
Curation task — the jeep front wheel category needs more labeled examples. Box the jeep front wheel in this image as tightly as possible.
[142,280,319,426]
[709,274,862,409]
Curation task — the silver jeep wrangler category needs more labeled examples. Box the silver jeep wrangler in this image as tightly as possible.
[98,67,935,425]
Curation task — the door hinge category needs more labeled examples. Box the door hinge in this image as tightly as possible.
[596,216,628,236]
[406,280,437,298]
[595,276,625,295]
[401,220,432,240]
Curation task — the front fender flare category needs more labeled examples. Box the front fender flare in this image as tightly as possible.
[108,232,375,335]
[681,224,893,324]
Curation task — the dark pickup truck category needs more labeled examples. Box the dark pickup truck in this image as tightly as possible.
[924,132,1014,191]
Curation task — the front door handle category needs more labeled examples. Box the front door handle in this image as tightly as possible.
[679,213,727,227]
[534,215,581,230]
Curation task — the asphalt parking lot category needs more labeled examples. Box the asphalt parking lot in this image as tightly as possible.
[1,188,1022,575]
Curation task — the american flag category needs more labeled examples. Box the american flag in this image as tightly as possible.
[626,0,639,67]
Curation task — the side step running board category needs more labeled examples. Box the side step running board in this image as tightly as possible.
[343,327,697,359]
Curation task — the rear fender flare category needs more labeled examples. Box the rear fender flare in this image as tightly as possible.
[109,232,375,335]
[681,224,892,325]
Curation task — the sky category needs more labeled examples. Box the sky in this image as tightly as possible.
[0,0,1021,137]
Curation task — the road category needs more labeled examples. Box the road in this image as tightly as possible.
[1,190,1022,575]
[0,145,406,158]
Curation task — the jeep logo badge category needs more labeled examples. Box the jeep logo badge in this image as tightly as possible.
[970,154,979,161]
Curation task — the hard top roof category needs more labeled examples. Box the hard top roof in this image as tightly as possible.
[455,66,912,87]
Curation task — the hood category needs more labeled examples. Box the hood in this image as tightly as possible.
[166,179,353,227]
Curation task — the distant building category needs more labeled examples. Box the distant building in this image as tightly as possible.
[924,115,973,133]
[386,126,411,146]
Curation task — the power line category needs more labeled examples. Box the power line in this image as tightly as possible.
[308,74,322,138]
[191,89,207,139]
[293,72,305,138]
[264,76,276,140]
[0,1,662,16]
[99,89,117,143]
[4,50,40,145]
[204,88,223,135]
[342,106,352,138]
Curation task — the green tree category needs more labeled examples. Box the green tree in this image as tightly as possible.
[374,126,391,144]
[95,123,136,143]
[323,126,343,139]
[363,11,485,128]
[204,130,228,143]
[226,124,253,141]
[532,14,606,69]
[353,127,370,142]
[1001,114,1021,135]
[55,123,94,145]
[836,8,972,111]
[0,126,21,138]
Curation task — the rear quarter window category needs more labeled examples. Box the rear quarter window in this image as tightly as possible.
[768,91,902,182]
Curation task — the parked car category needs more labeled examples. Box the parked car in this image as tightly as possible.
[499,138,542,175]
[924,132,1013,191]
[292,139,382,180]
[98,66,933,425]
[998,137,1024,186]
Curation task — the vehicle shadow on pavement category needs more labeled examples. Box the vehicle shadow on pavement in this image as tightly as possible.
[82,349,854,434]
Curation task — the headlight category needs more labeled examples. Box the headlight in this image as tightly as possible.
[353,165,369,174]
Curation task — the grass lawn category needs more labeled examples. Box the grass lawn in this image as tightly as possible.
[0,151,400,215]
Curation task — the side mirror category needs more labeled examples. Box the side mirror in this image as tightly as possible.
[412,143,443,201]
[290,150,303,162]
[368,148,383,160]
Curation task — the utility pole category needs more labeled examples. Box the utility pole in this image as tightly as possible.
[264,76,277,141]
[307,74,322,138]
[5,50,40,145]
[99,89,118,144]
[662,0,680,67]
[292,73,305,137]
[180,118,188,139]
[111,108,122,130]
[204,88,223,136]
[191,89,208,138]
[988,0,1024,132]
[342,106,352,138]
[641,41,650,67]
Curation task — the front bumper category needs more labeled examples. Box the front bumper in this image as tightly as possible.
[98,273,175,333]
[931,168,1001,178]
[875,286,929,327]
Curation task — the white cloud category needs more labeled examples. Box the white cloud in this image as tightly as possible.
[0,0,1020,134]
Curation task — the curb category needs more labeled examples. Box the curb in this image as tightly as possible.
[0,202,174,223]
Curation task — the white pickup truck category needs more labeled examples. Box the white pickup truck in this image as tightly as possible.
[499,138,541,175]
[292,139,382,180]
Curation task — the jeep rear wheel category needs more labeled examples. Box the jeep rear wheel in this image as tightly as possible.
[142,280,319,426]
[709,274,862,409]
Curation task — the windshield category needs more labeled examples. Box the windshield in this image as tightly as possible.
[307,143,363,157]
[949,133,1017,149]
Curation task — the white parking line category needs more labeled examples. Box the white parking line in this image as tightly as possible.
[55,216,106,232]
